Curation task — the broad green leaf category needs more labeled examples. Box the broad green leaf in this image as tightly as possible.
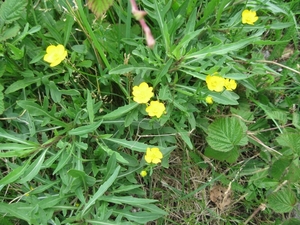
[276,132,300,155]
[267,189,296,213]
[0,24,20,41]
[19,150,47,183]
[0,128,35,145]
[185,37,259,61]
[102,103,138,120]
[68,169,96,188]
[206,117,248,152]
[282,218,300,225]
[112,209,164,224]
[68,120,102,136]
[204,146,239,163]
[0,0,27,25]
[87,0,114,17]
[104,138,148,152]
[0,161,30,186]
[38,195,65,209]
[53,145,73,174]
[5,77,40,94]
[81,166,120,217]
[97,143,128,164]
[17,100,68,127]
[0,202,31,223]
[49,81,61,103]
[77,60,93,68]
[269,156,292,180]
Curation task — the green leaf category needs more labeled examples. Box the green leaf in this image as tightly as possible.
[204,146,239,163]
[0,143,38,157]
[185,36,260,62]
[267,189,296,213]
[97,143,128,164]
[0,0,27,25]
[104,138,148,152]
[68,169,96,188]
[68,120,102,136]
[81,166,120,217]
[109,65,158,75]
[17,100,68,127]
[206,117,248,152]
[86,90,94,123]
[0,161,30,186]
[19,150,47,183]
[112,209,164,224]
[0,203,31,223]
[269,156,293,180]
[5,77,40,94]
[102,103,138,120]
[100,196,157,205]
[282,218,300,225]
[0,24,20,41]
[276,132,300,155]
[0,84,4,114]
[86,0,114,17]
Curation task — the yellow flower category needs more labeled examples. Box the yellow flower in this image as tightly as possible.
[206,96,213,104]
[242,9,258,25]
[43,44,67,67]
[145,100,166,118]
[224,78,237,91]
[145,147,163,164]
[140,170,147,177]
[205,74,225,92]
[132,82,154,104]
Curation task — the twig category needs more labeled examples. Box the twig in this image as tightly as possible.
[256,60,300,75]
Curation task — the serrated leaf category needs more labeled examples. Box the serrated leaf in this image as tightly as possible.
[0,24,20,41]
[276,132,300,155]
[206,117,248,152]
[268,189,296,213]
[0,0,27,25]
[87,0,114,17]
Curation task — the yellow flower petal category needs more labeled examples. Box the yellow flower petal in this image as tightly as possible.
[205,74,225,92]
[43,44,67,67]
[132,82,154,104]
[145,147,163,164]
[206,96,213,104]
[242,9,258,25]
[224,78,237,91]
[140,170,147,177]
[145,100,166,118]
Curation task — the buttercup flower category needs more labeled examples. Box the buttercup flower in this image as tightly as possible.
[242,9,258,25]
[132,82,154,104]
[43,44,67,67]
[140,170,147,177]
[145,147,163,164]
[206,74,225,92]
[206,96,213,104]
[224,78,237,91]
[146,100,166,118]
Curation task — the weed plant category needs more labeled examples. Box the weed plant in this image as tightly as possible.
[0,0,299,224]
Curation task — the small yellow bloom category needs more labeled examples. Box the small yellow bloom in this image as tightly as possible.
[205,75,225,92]
[145,147,163,164]
[140,170,147,177]
[132,82,154,104]
[206,96,213,104]
[145,100,166,118]
[43,44,67,67]
[242,9,258,25]
[224,78,237,91]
